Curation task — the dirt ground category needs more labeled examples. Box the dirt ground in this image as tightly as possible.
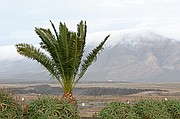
[11,94,180,117]
[77,95,180,117]
[1,82,180,117]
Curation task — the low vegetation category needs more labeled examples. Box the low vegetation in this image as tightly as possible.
[0,90,22,119]
[162,99,180,119]
[134,100,170,119]
[0,90,79,119]
[1,90,180,119]
[27,97,79,119]
[99,99,180,119]
[10,84,163,96]
[99,102,140,119]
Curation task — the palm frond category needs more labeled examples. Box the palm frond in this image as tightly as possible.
[15,43,64,88]
[35,27,67,84]
[59,22,70,78]
[35,28,60,65]
[73,21,87,77]
[50,20,59,40]
[73,35,110,88]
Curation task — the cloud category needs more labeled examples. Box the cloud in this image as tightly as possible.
[0,45,24,61]
[0,44,42,61]
[134,18,180,40]
[88,0,144,7]
[0,0,180,45]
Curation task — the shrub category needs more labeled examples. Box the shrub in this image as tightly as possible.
[99,102,141,119]
[134,100,170,119]
[27,96,79,119]
[162,99,180,119]
[0,90,22,119]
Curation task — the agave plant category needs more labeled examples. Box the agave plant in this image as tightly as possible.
[28,97,79,119]
[0,90,22,119]
[134,100,170,119]
[99,102,141,119]
[16,20,109,105]
[162,99,180,119]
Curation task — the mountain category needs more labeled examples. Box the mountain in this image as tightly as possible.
[0,59,50,83]
[0,30,180,83]
[83,30,180,82]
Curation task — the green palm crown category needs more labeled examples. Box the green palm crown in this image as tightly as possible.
[16,20,110,93]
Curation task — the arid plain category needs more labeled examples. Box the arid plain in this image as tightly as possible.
[1,82,180,117]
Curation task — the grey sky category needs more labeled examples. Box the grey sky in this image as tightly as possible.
[0,0,180,46]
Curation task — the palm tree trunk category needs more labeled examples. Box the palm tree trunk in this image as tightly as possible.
[62,92,77,107]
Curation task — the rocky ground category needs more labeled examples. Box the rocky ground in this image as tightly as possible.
[7,84,164,96]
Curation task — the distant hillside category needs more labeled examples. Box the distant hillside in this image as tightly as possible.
[0,30,180,83]
[83,30,180,82]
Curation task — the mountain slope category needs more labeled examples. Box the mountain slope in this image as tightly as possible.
[0,30,180,83]
[83,30,180,82]
[0,59,50,83]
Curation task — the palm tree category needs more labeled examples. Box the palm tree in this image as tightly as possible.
[16,20,109,105]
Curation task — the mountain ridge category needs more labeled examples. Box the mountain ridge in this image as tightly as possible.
[0,30,180,83]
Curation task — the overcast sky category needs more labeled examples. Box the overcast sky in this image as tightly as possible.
[0,0,180,46]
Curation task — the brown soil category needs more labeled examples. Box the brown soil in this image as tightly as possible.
[1,82,180,117]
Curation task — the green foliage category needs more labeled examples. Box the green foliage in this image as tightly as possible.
[99,100,180,119]
[16,21,109,93]
[134,100,170,119]
[27,97,79,119]
[162,100,180,119]
[99,102,141,119]
[0,91,22,119]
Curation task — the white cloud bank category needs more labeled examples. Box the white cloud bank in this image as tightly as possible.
[1,27,180,61]
[0,45,24,61]
[86,27,180,49]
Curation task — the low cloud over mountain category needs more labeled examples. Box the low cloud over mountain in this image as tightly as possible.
[1,30,180,83]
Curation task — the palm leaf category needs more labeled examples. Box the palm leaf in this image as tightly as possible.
[15,43,64,88]
[50,20,59,40]
[73,35,110,88]
[35,27,66,85]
